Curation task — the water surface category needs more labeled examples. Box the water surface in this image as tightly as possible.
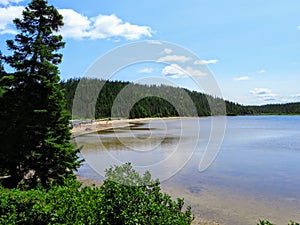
[77,116,300,224]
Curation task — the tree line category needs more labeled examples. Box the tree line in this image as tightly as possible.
[61,78,300,119]
[61,78,255,119]
[250,102,300,115]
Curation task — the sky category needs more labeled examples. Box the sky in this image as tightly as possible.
[0,0,300,105]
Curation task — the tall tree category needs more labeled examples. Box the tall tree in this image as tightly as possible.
[0,0,80,188]
[0,52,6,97]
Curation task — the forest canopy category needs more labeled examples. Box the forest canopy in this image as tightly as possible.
[61,78,300,119]
[61,78,255,119]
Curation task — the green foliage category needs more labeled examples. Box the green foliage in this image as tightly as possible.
[100,163,194,225]
[0,0,80,188]
[258,220,274,225]
[251,103,300,115]
[0,163,194,225]
[0,179,102,225]
[258,220,300,225]
[0,52,7,98]
[61,78,253,119]
[61,78,300,119]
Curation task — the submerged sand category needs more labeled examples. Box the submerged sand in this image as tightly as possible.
[73,117,300,225]
[162,182,299,225]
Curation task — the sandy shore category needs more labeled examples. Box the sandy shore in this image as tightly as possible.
[70,117,185,137]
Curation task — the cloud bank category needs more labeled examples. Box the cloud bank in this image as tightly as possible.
[58,10,153,40]
[194,59,218,65]
[0,5,23,34]
[250,88,277,101]
[162,64,206,78]
[0,5,153,40]
[0,0,23,5]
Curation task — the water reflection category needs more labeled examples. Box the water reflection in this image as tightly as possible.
[76,118,202,181]
[77,116,300,225]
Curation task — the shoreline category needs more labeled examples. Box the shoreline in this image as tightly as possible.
[71,117,190,137]
[71,115,300,137]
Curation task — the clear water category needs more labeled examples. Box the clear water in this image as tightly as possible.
[76,116,300,224]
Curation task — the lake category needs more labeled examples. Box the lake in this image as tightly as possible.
[76,116,300,225]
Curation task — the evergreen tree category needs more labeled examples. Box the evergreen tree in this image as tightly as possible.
[0,52,6,97]
[0,0,80,188]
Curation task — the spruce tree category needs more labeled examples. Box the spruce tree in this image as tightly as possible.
[0,0,80,188]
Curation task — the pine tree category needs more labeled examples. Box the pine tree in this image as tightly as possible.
[0,0,80,188]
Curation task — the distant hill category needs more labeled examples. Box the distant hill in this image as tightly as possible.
[60,78,253,119]
[60,78,299,119]
[250,102,300,115]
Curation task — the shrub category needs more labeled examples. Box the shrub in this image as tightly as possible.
[0,163,194,225]
[100,163,194,225]
[258,220,300,225]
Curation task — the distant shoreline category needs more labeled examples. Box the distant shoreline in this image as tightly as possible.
[70,117,190,137]
[70,114,300,137]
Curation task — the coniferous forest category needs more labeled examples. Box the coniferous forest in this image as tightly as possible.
[60,78,300,119]
[60,78,255,119]
[251,102,300,115]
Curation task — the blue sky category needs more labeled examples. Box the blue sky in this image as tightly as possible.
[1,0,300,105]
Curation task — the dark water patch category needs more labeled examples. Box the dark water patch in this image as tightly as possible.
[188,185,204,194]
[97,128,123,134]
[129,122,147,127]
[130,127,152,131]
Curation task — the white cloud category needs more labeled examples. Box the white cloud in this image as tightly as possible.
[59,9,91,39]
[250,88,272,95]
[284,94,300,102]
[0,5,23,34]
[89,14,152,40]
[161,48,172,54]
[298,25,300,30]
[162,64,206,78]
[194,59,218,65]
[158,55,191,63]
[289,93,300,102]
[272,93,300,103]
[138,68,154,74]
[0,0,23,6]
[250,88,278,101]
[0,6,153,40]
[234,76,250,81]
[162,64,188,78]
[258,69,266,74]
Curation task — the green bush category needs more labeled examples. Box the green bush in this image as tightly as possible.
[100,163,194,225]
[258,219,300,225]
[0,163,194,225]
